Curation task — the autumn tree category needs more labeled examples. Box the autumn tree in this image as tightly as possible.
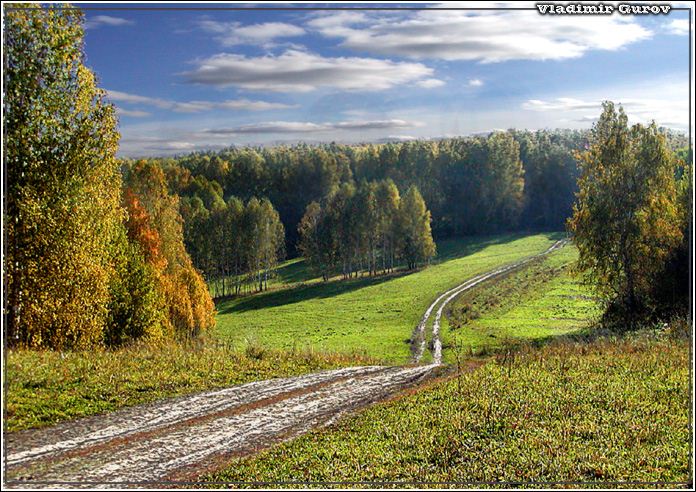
[124,161,216,339]
[4,5,123,348]
[568,102,683,322]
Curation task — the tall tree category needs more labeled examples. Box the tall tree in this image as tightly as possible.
[397,186,437,270]
[5,6,123,348]
[568,102,682,320]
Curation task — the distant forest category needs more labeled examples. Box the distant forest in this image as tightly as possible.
[129,129,688,289]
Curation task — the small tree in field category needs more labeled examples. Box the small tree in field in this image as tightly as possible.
[568,102,682,323]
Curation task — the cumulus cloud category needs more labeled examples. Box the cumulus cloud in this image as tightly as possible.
[204,119,418,135]
[107,90,296,113]
[417,78,446,88]
[198,20,305,46]
[307,9,651,62]
[84,15,134,30]
[468,79,483,87]
[181,50,438,92]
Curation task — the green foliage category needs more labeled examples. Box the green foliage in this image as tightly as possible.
[568,102,684,322]
[142,128,628,257]
[648,152,691,315]
[207,333,689,484]
[4,5,123,349]
[5,341,375,432]
[105,226,164,346]
[298,180,435,279]
[397,185,437,269]
[181,191,285,297]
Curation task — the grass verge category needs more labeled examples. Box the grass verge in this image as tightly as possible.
[439,243,601,362]
[4,340,374,432]
[206,329,690,486]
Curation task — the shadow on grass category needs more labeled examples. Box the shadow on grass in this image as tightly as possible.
[217,269,416,314]
[443,324,602,361]
[274,258,315,284]
[217,231,566,315]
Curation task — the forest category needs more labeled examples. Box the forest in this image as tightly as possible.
[136,126,687,300]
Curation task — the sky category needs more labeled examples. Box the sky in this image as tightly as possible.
[77,2,692,157]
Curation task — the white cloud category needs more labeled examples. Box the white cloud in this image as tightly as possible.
[198,20,305,46]
[116,108,151,118]
[664,19,689,36]
[107,90,296,113]
[522,98,605,112]
[307,9,652,62]
[108,91,172,109]
[417,78,446,88]
[520,79,689,131]
[468,79,483,87]
[84,15,134,30]
[182,50,438,92]
[204,119,418,135]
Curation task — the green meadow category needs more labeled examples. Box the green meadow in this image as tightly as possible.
[214,233,564,363]
[440,243,602,362]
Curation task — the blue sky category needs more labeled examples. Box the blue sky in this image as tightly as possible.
[79,2,692,156]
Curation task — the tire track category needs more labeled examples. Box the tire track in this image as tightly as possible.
[412,239,566,364]
[5,365,438,486]
[5,366,386,467]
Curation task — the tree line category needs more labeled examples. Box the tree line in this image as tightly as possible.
[298,180,436,281]
[147,131,575,256]
[4,7,215,349]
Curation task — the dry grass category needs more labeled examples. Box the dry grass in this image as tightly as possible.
[5,338,375,432]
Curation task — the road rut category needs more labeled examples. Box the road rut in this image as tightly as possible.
[6,365,436,486]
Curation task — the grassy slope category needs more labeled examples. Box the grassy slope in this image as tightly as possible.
[440,244,601,362]
[215,233,564,363]
[206,332,690,485]
[5,342,374,432]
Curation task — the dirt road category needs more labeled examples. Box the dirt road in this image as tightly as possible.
[5,239,565,487]
[5,365,438,486]
[410,239,566,364]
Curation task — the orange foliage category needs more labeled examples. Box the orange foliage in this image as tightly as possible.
[123,189,167,270]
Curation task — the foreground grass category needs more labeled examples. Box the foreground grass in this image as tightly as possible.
[440,244,601,361]
[207,331,690,486]
[215,233,563,363]
[5,341,374,432]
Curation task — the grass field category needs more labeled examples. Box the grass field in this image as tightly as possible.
[5,341,374,432]
[206,327,691,486]
[214,233,564,363]
[439,243,601,362]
